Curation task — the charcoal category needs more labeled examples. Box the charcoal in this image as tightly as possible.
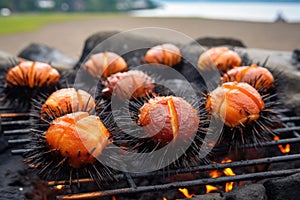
[189,193,224,200]
[75,31,166,69]
[192,37,246,48]
[292,48,300,62]
[0,137,8,153]
[264,172,300,200]
[291,48,300,68]
[0,51,18,69]
[76,31,119,69]
[0,187,24,200]
[18,43,76,71]
[223,184,267,200]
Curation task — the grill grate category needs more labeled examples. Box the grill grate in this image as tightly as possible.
[1,107,300,199]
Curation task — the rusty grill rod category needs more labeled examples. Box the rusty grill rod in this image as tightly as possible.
[48,153,300,186]
[56,168,300,200]
[0,113,32,118]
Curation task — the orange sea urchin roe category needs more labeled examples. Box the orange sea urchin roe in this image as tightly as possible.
[222,64,274,92]
[145,43,182,67]
[103,70,155,99]
[206,82,264,128]
[6,61,60,88]
[138,96,199,145]
[41,88,95,119]
[198,47,242,73]
[45,112,110,168]
[84,51,127,78]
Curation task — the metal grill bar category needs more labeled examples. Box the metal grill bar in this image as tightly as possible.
[48,154,300,186]
[1,108,299,200]
[0,107,15,111]
[11,134,300,156]
[8,138,31,144]
[275,116,300,122]
[125,173,137,188]
[4,129,32,136]
[1,120,32,126]
[56,168,300,200]
[11,149,32,154]
[272,126,300,133]
[213,137,300,152]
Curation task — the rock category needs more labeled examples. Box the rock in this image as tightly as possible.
[224,184,267,200]
[18,43,76,71]
[76,31,119,68]
[193,37,246,48]
[181,42,206,67]
[291,48,300,68]
[0,51,18,70]
[77,31,300,115]
[75,31,169,69]
[292,48,300,62]
[264,173,300,200]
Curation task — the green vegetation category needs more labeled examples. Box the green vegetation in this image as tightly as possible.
[0,0,158,12]
[0,13,122,35]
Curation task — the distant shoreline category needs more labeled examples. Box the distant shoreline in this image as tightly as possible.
[0,16,299,59]
[132,1,300,23]
[157,0,300,2]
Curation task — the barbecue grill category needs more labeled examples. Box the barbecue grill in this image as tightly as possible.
[1,105,300,200]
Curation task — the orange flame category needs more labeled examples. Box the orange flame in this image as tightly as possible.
[178,188,194,198]
[222,159,236,192]
[223,168,236,192]
[223,167,236,176]
[112,196,117,200]
[225,182,234,192]
[206,159,237,193]
[206,185,218,193]
[209,170,222,178]
[274,136,290,153]
[163,198,167,200]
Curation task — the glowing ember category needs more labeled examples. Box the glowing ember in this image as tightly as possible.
[221,158,232,163]
[274,136,291,153]
[54,185,64,190]
[112,196,117,200]
[206,185,218,193]
[178,188,194,198]
[163,197,167,200]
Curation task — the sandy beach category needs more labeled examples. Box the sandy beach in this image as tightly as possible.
[0,16,299,60]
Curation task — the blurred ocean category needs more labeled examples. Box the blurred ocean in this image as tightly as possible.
[130,0,300,22]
